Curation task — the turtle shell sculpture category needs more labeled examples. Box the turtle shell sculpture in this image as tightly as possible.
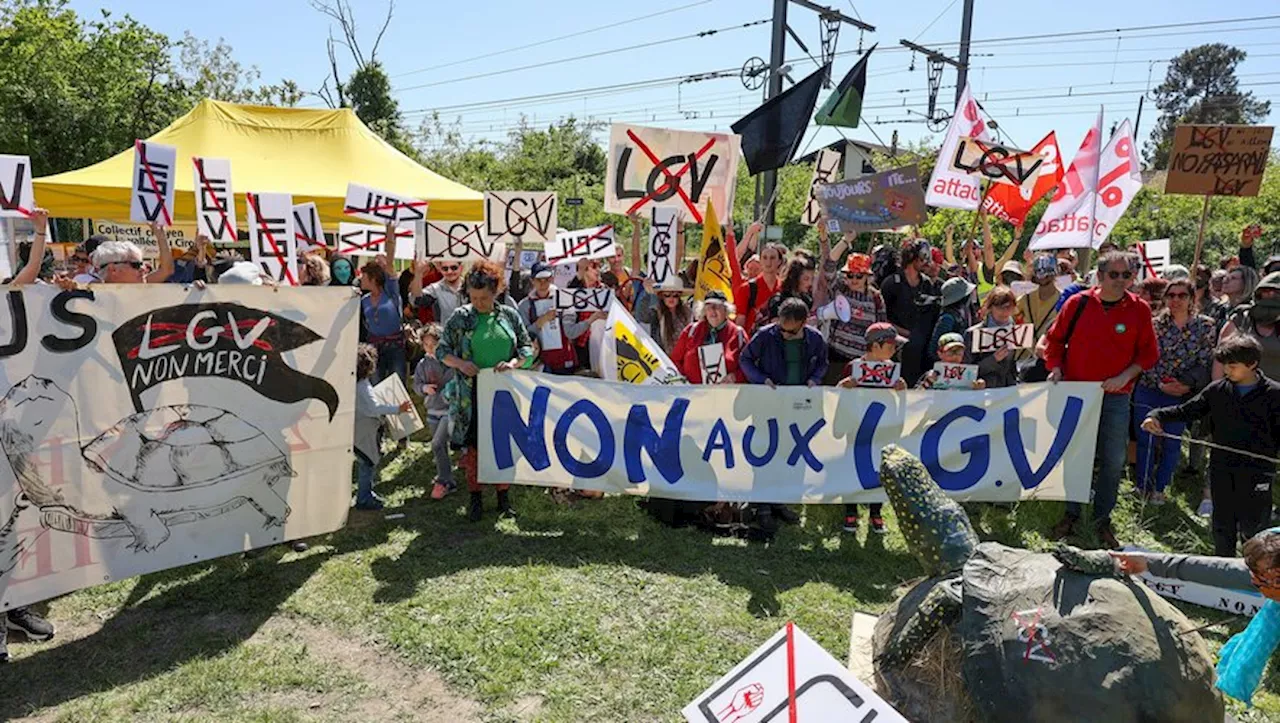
[870,445,1223,723]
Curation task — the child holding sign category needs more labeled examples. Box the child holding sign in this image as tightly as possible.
[917,333,986,390]
[836,323,908,534]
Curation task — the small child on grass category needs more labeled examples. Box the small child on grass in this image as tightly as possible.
[355,343,413,511]
[413,324,457,500]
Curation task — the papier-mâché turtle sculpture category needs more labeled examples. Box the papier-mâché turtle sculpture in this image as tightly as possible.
[0,376,293,553]
[871,444,1223,723]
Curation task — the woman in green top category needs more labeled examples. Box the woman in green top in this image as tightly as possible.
[438,259,534,522]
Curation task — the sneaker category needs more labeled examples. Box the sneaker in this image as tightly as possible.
[290,541,309,553]
[468,492,483,522]
[496,490,516,520]
[1197,499,1213,518]
[6,607,54,642]
[755,506,777,533]
[870,517,888,534]
[1149,492,1167,507]
[354,497,385,511]
[431,480,455,500]
[842,515,859,533]
[773,505,800,525]
[1096,521,1121,551]
[1050,515,1078,541]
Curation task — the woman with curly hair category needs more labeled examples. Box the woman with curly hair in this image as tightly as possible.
[437,259,535,521]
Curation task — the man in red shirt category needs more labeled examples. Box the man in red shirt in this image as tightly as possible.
[1044,251,1158,549]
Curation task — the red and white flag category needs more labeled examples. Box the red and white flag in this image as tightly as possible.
[1090,119,1142,247]
[1029,110,1103,250]
[925,83,992,211]
[983,131,1065,226]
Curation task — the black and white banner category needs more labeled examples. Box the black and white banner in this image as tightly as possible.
[0,286,358,611]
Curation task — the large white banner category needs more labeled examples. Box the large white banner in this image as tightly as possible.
[604,123,740,223]
[479,371,1101,503]
[0,285,358,611]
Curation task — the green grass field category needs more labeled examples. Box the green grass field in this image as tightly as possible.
[3,442,1279,722]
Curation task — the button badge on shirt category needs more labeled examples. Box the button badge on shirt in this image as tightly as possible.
[1115,323,1127,334]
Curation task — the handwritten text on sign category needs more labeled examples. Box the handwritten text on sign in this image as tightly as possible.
[971,323,1034,353]
[343,183,427,226]
[950,137,1044,191]
[485,191,558,245]
[1165,124,1275,197]
[553,287,613,312]
[849,359,901,388]
[246,192,299,286]
[647,207,680,287]
[0,155,35,219]
[698,343,727,384]
[604,123,740,223]
[192,157,236,242]
[546,225,616,266]
[815,165,927,234]
[423,221,499,261]
[479,371,1102,503]
[336,222,414,260]
[131,141,177,226]
[293,202,325,252]
[801,149,842,226]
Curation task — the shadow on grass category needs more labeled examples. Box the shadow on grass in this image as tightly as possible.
[0,521,394,722]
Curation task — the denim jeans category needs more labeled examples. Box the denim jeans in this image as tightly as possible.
[355,453,377,504]
[430,414,455,485]
[375,341,407,385]
[1067,392,1130,524]
[1132,385,1187,493]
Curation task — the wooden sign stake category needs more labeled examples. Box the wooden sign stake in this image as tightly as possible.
[1191,192,1212,274]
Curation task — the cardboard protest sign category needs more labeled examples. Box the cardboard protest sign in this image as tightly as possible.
[925,83,991,210]
[815,165,927,234]
[484,191,558,245]
[342,183,427,226]
[336,222,414,260]
[292,202,325,252]
[373,374,424,441]
[553,287,613,312]
[0,285,358,612]
[984,131,1065,226]
[533,298,563,351]
[423,221,500,261]
[546,225,615,266]
[682,624,907,723]
[0,154,35,219]
[847,358,901,388]
[647,207,681,288]
[931,362,979,390]
[481,372,1103,503]
[1134,239,1170,280]
[971,323,1034,353]
[599,299,683,385]
[604,123,740,223]
[1165,124,1274,197]
[245,192,299,286]
[802,148,842,226]
[131,140,177,226]
[192,157,237,242]
[950,137,1044,191]
[698,343,728,384]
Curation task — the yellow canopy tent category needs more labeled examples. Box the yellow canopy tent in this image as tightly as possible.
[33,99,482,226]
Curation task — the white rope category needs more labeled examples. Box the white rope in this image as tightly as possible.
[1152,430,1280,466]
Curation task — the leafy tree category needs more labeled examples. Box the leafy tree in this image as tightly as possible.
[345,62,412,155]
[1145,44,1270,169]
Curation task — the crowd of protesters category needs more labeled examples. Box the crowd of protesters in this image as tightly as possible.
[8,208,1280,665]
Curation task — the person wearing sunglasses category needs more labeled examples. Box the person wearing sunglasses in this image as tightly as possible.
[1132,278,1216,506]
[410,257,466,326]
[1045,251,1158,549]
[819,253,887,386]
[89,221,173,285]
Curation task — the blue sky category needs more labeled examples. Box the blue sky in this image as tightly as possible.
[72,0,1280,159]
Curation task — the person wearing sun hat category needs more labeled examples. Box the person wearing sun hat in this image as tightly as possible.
[671,289,746,384]
[819,252,888,386]
[927,275,977,367]
[637,274,695,356]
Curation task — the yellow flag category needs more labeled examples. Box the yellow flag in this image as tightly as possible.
[694,200,733,302]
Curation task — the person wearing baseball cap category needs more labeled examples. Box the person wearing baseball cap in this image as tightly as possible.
[835,321,906,534]
[516,261,589,375]
[918,332,986,391]
[1015,253,1064,378]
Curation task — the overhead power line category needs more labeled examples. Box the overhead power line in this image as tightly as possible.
[392,0,715,78]
[916,13,1280,48]
[396,18,768,93]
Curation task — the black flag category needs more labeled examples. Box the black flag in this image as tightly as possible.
[731,64,828,175]
[112,302,340,420]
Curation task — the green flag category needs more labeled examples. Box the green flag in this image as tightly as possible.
[815,45,875,128]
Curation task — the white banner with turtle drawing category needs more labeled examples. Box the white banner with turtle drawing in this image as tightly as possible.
[479,371,1102,504]
[0,285,359,611]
